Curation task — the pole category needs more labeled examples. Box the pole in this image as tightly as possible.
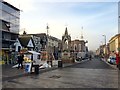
[102,35,106,45]
[102,35,107,60]
[46,23,49,62]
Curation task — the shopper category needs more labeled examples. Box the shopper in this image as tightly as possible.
[17,54,24,69]
[116,52,120,70]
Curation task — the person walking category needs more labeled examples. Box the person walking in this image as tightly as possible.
[17,54,24,69]
[116,52,120,70]
[89,55,92,60]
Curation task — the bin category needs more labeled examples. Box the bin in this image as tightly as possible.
[34,65,39,74]
[58,60,62,68]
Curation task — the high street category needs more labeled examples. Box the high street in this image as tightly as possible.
[2,57,118,89]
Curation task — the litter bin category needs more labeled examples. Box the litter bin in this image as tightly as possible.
[34,65,39,74]
[58,60,62,68]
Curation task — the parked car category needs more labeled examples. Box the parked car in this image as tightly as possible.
[107,56,116,65]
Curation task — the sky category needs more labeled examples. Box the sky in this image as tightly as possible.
[4,0,119,51]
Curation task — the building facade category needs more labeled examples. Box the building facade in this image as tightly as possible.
[15,36,35,52]
[20,34,43,52]
[71,39,88,59]
[47,35,60,60]
[19,33,61,60]
[0,1,20,64]
[109,34,120,54]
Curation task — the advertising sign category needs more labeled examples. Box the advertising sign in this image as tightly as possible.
[25,62,32,73]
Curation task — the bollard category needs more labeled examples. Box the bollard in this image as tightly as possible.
[58,60,62,68]
[34,65,39,74]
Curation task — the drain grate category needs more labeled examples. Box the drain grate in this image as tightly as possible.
[49,75,61,79]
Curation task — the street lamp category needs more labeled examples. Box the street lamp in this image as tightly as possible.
[102,35,106,45]
[102,35,107,60]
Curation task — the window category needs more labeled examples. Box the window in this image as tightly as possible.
[18,46,21,52]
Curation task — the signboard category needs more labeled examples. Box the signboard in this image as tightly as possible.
[25,62,32,73]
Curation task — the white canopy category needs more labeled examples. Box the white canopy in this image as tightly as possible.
[28,51,40,55]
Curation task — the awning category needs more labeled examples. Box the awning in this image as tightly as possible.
[28,51,40,55]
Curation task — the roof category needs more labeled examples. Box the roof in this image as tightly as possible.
[20,33,61,41]
[18,36,34,47]
[20,33,47,39]
[48,35,61,41]
[2,1,20,11]
[109,33,120,42]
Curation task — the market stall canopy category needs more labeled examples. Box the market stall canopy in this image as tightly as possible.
[28,51,40,55]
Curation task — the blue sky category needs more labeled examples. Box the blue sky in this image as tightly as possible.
[5,0,119,51]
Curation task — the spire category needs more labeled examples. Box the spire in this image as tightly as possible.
[81,33,83,39]
[46,23,49,35]
[80,32,83,40]
[80,26,84,40]
[65,27,68,35]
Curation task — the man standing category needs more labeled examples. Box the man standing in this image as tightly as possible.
[17,54,24,69]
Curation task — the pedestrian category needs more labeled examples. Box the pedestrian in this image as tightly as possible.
[89,55,92,60]
[17,53,24,69]
[116,52,120,70]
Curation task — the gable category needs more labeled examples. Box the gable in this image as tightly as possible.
[16,38,22,46]
[27,39,34,47]
[14,38,22,47]
[18,37,31,47]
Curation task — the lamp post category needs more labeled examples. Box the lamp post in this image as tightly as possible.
[46,23,49,61]
[102,35,107,60]
[102,35,106,45]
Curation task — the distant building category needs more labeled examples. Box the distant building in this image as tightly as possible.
[96,43,110,58]
[71,39,88,59]
[109,34,120,54]
[47,35,61,60]
[0,1,20,64]
[20,33,44,52]
[14,36,35,52]
[19,33,61,60]
[96,48,100,56]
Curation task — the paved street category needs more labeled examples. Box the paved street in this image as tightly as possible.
[2,58,118,89]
